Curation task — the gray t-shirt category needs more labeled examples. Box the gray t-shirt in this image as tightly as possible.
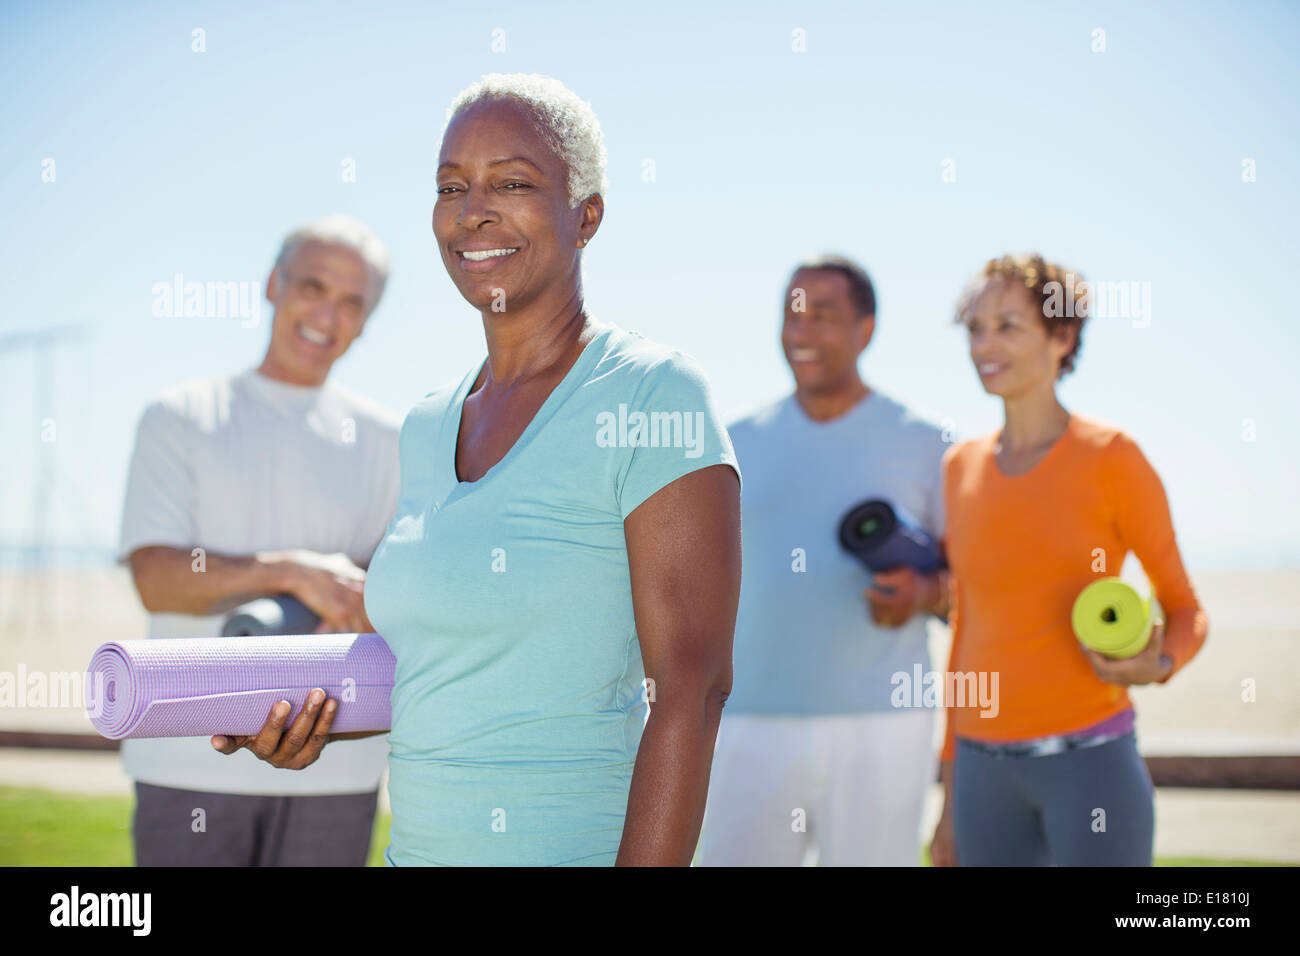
[118,368,400,794]
[724,390,948,714]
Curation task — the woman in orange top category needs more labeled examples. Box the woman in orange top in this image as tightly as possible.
[928,254,1208,867]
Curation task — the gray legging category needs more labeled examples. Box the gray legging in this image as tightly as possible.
[953,732,1154,866]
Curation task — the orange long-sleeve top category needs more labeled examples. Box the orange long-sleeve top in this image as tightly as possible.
[940,413,1208,763]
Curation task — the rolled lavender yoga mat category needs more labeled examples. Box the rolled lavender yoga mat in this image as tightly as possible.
[85,634,395,740]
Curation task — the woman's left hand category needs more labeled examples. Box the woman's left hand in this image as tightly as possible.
[1081,620,1173,685]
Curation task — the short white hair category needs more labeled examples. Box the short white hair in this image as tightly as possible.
[443,73,609,209]
[273,214,390,312]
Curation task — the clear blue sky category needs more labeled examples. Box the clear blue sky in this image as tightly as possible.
[2,0,1297,569]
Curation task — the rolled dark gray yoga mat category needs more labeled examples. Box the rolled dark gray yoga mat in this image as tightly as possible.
[838,498,945,573]
[221,595,321,637]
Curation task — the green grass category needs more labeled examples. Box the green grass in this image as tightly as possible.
[0,786,1290,867]
[0,785,391,867]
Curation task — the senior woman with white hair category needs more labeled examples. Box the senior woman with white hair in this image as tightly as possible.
[213,73,742,866]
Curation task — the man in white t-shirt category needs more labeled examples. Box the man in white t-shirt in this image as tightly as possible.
[119,214,401,866]
[698,255,950,866]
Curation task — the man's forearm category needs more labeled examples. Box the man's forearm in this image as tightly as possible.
[128,545,293,616]
[923,570,950,619]
[616,689,726,866]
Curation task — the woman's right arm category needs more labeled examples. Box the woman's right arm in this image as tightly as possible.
[210,690,389,769]
[929,449,961,866]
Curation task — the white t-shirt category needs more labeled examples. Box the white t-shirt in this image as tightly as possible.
[118,367,400,795]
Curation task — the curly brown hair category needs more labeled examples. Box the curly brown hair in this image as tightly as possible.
[953,253,1088,378]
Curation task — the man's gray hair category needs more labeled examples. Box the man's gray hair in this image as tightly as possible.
[273,214,390,312]
[443,73,609,209]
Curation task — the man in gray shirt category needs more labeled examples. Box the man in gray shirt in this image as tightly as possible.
[119,215,400,865]
[699,255,950,866]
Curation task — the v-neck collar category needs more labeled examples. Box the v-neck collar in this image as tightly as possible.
[435,323,613,509]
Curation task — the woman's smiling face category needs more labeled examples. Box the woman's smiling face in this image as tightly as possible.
[965,274,1073,398]
[434,97,595,314]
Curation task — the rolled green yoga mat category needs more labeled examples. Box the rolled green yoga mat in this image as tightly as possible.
[1071,577,1153,658]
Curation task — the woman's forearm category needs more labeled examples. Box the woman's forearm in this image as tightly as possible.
[616,688,727,866]
[1158,604,1208,681]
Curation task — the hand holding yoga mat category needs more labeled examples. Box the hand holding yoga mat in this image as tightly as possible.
[1071,578,1153,659]
[85,634,394,740]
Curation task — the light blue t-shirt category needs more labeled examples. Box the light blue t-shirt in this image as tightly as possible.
[364,322,740,866]
[723,391,947,714]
